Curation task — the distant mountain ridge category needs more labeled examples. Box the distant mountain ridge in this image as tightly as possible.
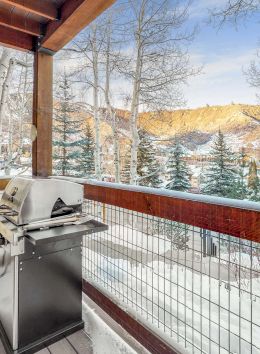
[137,104,260,158]
[75,104,260,167]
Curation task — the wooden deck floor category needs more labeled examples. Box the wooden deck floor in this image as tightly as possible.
[0,330,93,354]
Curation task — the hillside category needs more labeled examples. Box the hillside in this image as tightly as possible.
[139,104,260,135]
[85,104,260,157]
[52,103,260,177]
[138,104,260,153]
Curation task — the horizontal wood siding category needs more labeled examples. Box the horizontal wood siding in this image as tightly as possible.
[84,183,260,243]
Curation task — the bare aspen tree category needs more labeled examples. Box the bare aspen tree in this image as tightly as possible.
[120,0,198,184]
[0,49,13,159]
[64,23,104,180]
[0,58,15,156]
[0,48,12,99]
[103,13,122,183]
[211,1,260,100]
[91,24,102,180]
[211,0,260,24]
[246,50,260,100]
[5,54,33,173]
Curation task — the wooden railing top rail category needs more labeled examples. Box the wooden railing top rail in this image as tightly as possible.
[53,177,260,211]
[51,177,260,243]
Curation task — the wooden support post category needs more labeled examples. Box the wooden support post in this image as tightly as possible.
[32,51,53,177]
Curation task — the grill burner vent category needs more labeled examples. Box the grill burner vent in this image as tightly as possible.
[51,198,74,218]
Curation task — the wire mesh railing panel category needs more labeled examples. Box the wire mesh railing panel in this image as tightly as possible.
[82,200,260,354]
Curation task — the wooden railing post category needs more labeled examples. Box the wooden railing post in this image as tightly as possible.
[32,51,53,177]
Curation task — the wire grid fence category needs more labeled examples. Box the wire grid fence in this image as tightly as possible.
[82,200,260,354]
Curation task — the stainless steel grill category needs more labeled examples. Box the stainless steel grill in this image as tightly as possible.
[0,176,107,354]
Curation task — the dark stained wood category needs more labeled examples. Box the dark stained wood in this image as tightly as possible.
[83,280,179,354]
[66,331,93,354]
[0,23,34,51]
[0,7,41,36]
[32,51,53,177]
[0,0,115,53]
[41,0,116,52]
[84,183,260,242]
[0,0,57,20]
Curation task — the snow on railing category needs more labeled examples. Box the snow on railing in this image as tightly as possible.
[74,179,260,354]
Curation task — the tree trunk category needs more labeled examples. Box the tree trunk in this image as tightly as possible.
[0,48,12,100]
[129,4,144,185]
[92,25,102,180]
[104,19,120,183]
[0,58,15,157]
[4,109,13,175]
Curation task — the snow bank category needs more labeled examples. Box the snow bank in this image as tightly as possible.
[96,224,171,254]
[84,247,260,354]
[83,302,138,354]
[221,252,260,270]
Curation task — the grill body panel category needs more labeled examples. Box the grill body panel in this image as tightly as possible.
[18,237,83,349]
[0,177,107,353]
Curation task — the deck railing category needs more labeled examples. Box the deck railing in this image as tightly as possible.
[80,180,260,354]
[2,176,260,353]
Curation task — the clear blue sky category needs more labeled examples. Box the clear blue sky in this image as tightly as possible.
[184,0,259,108]
[60,0,260,110]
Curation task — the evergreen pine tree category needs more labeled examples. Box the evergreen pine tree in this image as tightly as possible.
[53,74,82,176]
[76,121,95,178]
[137,130,161,187]
[166,141,191,191]
[248,159,260,201]
[235,148,249,199]
[201,131,238,198]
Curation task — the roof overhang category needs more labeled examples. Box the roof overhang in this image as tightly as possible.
[0,0,115,54]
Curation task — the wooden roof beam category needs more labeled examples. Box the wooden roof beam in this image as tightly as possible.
[41,0,116,53]
[0,0,57,20]
[0,7,42,36]
[0,23,34,51]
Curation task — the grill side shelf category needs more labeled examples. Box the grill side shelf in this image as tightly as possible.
[24,220,108,246]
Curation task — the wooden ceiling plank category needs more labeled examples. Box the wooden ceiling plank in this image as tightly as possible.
[0,23,34,51]
[41,0,115,52]
[0,0,57,20]
[0,7,41,36]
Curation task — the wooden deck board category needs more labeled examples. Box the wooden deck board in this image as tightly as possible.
[0,330,93,354]
[67,330,93,354]
[48,337,76,354]
[36,349,50,354]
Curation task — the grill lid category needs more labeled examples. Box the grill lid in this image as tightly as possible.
[0,177,84,226]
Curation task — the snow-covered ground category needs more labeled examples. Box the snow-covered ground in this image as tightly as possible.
[83,302,139,354]
[83,224,260,354]
[0,167,31,177]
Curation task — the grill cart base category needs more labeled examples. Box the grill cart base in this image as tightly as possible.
[0,318,84,354]
[0,220,107,354]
